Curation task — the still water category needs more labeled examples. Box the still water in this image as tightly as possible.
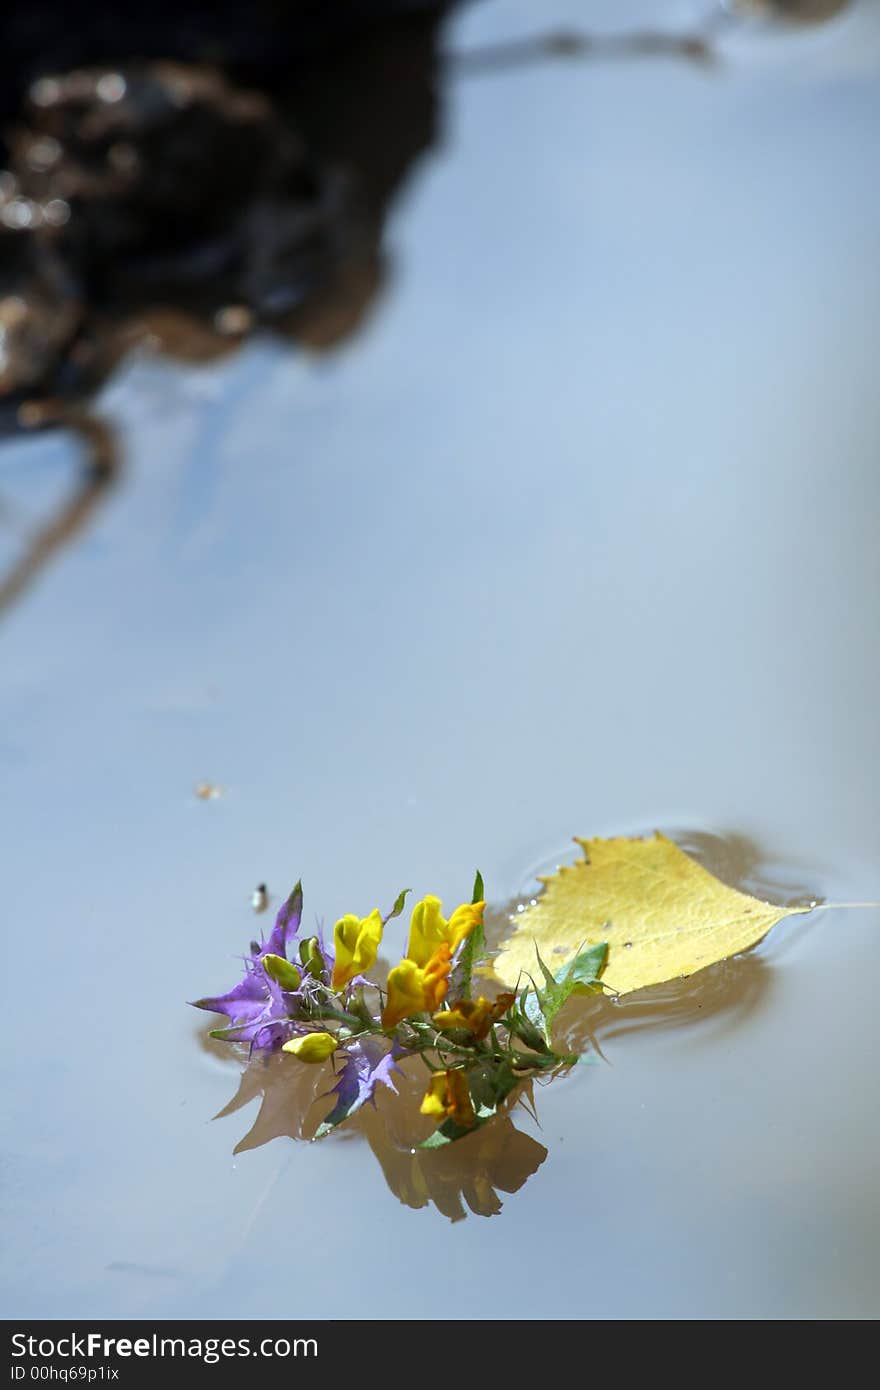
[1,0,879,1319]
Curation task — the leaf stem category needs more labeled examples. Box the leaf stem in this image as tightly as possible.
[810,901,880,912]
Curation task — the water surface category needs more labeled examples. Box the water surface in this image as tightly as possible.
[1,0,879,1319]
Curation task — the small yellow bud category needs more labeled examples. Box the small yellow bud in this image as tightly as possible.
[282,1031,337,1063]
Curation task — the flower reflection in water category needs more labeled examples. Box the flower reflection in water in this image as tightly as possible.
[206,949,770,1222]
[212,1046,548,1223]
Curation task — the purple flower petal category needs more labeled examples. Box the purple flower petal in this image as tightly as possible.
[315,1037,402,1137]
[191,881,333,1052]
[194,959,303,1048]
[263,880,303,959]
[192,970,269,1024]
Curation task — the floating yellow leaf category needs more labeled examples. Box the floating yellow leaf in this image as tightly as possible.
[492,832,808,997]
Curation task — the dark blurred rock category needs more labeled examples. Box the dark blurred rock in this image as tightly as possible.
[0,1,459,417]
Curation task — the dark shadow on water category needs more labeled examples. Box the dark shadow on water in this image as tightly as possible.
[0,408,118,613]
[1,3,457,614]
[0,1,732,425]
[204,826,807,1221]
[0,0,772,617]
[558,951,772,1059]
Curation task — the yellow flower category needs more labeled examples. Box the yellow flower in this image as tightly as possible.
[433,992,516,1041]
[381,943,452,1030]
[406,895,485,969]
[331,908,383,991]
[282,1031,338,1063]
[419,1069,475,1128]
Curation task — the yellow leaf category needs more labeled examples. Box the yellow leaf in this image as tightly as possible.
[492,832,808,997]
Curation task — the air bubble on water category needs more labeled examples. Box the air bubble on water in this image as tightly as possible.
[516,903,525,913]
[96,73,127,104]
[530,898,538,907]
[30,77,62,107]
[215,304,253,336]
[43,198,70,226]
[108,142,139,175]
[623,941,633,949]
[1,198,35,229]
[27,136,61,172]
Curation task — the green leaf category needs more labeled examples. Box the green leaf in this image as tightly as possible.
[451,869,487,1001]
[565,942,609,989]
[347,985,375,1029]
[526,943,608,1045]
[314,1106,357,1140]
[456,920,485,1002]
[384,887,411,924]
[509,992,551,1053]
[534,950,557,993]
[471,1059,518,1111]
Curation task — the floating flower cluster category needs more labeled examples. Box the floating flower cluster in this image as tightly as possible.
[193,876,609,1145]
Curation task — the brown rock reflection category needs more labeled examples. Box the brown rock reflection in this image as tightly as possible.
[0,1,765,617]
[1,4,453,616]
[0,9,452,416]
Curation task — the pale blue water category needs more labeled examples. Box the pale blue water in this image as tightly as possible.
[1,0,879,1319]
